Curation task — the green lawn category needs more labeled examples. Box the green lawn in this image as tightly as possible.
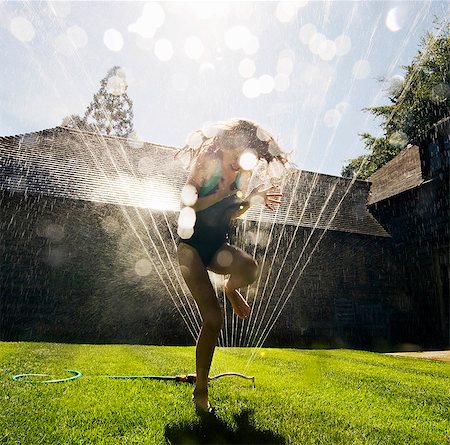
[1,342,449,444]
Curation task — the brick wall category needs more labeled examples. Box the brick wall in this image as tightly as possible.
[1,190,403,350]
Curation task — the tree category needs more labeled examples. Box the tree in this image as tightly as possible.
[342,20,450,178]
[83,66,134,137]
[61,114,96,132]
[61,66,135,138]
[341,133,404,180]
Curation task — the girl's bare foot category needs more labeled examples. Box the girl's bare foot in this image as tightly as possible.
[192,387,210,413]
[224,283,251,319]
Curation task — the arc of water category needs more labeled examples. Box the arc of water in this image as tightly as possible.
[242,5,432,352]
[88,129,202,336]
[244,18,445,362]
[240,177,287,347]
[14,4,201,340]
[162,210,201,326]
[245,180,356,372]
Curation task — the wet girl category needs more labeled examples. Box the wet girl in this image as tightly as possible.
[176,118,289,412]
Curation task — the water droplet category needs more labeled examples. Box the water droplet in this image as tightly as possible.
[277,56,294,76]
[104,29,124,52]
[309,33,326,55]
[274,74,290,92]
[238,58,256,78]
[268,159,285,178]
[242,78,260,99]
[184,36,204,60]
[177,226,194,240]
[128,2,165,38]
[138,156,153,173]
[324,109,341,128]
[187,132,203,149]
[259,74,275,94]
[318,40,336,61]
[216,250,233,267]
[135,259,152,276]
[299,23,317,45]
[181,185,198,207]
[107,75,127,96]
[154,38,174,61]
[48,1,71,18]
[67,25,88,48]
[335,34,351,56]
[275,1,308,23]
[202,122,219,138]
[256,127,271,142]
[128,132,144,150]
[386,7,406,32]
[54,33,75,56]
[239,151,258,170]
[178,207,196,229]
[10,17,35,42]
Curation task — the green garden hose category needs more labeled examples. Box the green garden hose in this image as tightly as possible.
[12,369,82,384]
[12,370,255,387]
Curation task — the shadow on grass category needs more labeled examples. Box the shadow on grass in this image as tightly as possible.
[165,409,285,444]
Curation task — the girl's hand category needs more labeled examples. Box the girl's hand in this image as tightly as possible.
[248,184,283,211]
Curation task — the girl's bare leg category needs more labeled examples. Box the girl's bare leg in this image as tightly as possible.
[178,243,223,412]
[208,244,258,319]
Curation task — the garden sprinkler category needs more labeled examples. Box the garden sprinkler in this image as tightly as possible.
[105,371,256,387]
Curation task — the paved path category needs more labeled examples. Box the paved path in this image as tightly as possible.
[386,350,450,362]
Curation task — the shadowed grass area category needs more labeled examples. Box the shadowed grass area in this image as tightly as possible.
[1,342,449,444]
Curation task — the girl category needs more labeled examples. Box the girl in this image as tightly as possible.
[176,118,289,412]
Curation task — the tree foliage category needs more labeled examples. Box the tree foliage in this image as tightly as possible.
[342,20,450,178]
[341,133,404,180]
[62,66,135,138]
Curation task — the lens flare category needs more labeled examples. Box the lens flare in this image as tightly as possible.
[154,38,174,61]
[10,17,35,42]
[104,29,124,52]
[178,206,196,229]
[239,151,258,170]
[216,250,233,267]
[135,259,152,276]
[181,185,198,207]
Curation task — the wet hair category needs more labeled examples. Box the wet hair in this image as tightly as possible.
[175,118,291,170]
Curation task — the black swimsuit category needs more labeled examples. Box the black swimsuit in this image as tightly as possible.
[179,162,242,266]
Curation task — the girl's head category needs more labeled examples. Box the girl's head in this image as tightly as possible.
[177,118,292,179]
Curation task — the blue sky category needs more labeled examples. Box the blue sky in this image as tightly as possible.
[1,1,449,176]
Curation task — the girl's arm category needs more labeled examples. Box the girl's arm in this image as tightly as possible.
[231,184,283,219]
